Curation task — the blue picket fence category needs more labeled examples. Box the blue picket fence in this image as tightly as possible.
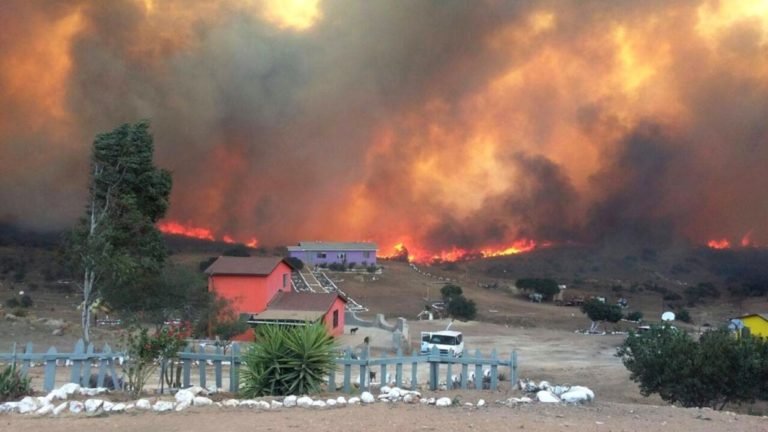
[0,341,517,394]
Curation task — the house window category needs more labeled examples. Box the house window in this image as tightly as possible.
[316,253,326,259]
[332,309,339,328]
[282,273,288,289]
[337,253,346,260]
[363,251,371,259]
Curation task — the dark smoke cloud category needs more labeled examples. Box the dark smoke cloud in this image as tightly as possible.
[0,0,766,253]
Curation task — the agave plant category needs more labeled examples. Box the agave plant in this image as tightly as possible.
[0,362,32,402]
[240,322,337,397]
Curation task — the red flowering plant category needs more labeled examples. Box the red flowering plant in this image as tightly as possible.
[121,324,189,398]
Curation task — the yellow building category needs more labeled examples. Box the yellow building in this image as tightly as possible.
[736,314,768,338]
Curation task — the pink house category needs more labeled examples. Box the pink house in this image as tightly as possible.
[205,256,346,338]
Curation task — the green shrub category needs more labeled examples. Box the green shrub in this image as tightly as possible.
[366,265,377,273]
[617,327,768,409]
[581,299,623,332]
[676,308,692,323]
[122,326,188,398]
[19,294,33,308]
[516,278,560,300]
[447,295,477,321]
[5,298,20,308]
[240,322,337,397]
[440,284,463,302]
[626,311,644,322]
[0,363,32,402]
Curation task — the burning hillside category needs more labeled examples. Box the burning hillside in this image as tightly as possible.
[1,1,767,258]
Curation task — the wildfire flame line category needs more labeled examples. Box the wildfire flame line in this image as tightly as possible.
[157,220,259,247]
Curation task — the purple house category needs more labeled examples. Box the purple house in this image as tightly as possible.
[287,241,378,267]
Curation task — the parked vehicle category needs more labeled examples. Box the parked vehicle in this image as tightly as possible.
[420,330,464,357]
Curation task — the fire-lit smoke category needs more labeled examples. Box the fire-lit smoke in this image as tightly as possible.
[1,0,767,260]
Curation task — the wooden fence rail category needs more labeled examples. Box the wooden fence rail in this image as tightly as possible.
[1,341,517,394]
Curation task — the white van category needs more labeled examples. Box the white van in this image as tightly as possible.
[420,330,464,357]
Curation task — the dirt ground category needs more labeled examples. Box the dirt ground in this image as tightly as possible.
[4,402,767,432]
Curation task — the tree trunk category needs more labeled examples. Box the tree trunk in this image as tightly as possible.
[81,268,95,344]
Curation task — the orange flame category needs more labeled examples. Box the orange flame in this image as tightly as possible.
[158,220,259,247]
[379,238,541,263]
[707,238,731,250]
[741,230,754,247]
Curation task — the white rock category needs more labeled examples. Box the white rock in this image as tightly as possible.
[420,398,429,404]
[19,396,39,414]
[560,386,595,403]
[283,395,298,407]
[68,401,84,414]
[360,391,375,404]
[296,396,313,408]
[377,394,390,401]
[193,396,213,406]
[60,383,81,395]
[311,400,327,409]
[335,396,347,405]
[46,388,68,401]
[53,402,68,416]
[257,401,271,410]
[326,399,337,407]
[536,390,560,403]
[222,399,240,408]
[538,380,551,390]
[187,385,207,396]
[0,402,19,414]
[84,399,104,413]
[387,388,402,400]
[347,397,361,405]
[402,394,416,404]
[436,397,452,407]
[464,402,474,407]
[175,401,190,411]
[110,403,126,413]
[135,399,152,410]
[125,403,135,411]
[477,399,486,408]
[153,400,175,412]
[102,401,114,412]
[35,404,54,416]
[175,389,195,404]
[426,397,436,405]
[380,385,392,394]
[270,400,283,409]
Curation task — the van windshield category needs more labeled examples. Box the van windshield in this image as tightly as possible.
[429,335,458,345]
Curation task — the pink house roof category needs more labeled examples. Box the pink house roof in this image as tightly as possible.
[204,256,288,276]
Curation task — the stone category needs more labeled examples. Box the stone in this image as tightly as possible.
[52,328,63,336]
[436,397,452,407]
[560,386,595,403]
[53,402,68,416]
[257,401,271,410]
[283,395,298,407]
[110,403,126,412]
[187,385,207,396]
[311,400,327,409]
[102,401,114,412]
[380,385,392,394]
[402,394,416,404]
[175,401,191,411]
[60,383,81,395]
[5,313,18,321]
[19,396,38,414]
[326,399,337,407]
[297,396,313,408]
[347,397,361,405]
[335,396,347,405]
[69,401,85,414]
[46,388,67,402]
[426,397,436,405]
[477,399,486,408]
[536,390,560,403]
[175,389,195,404]
[84,399,104,413]
[135,399,152,410]
[360,391,375,404]
[0,402,20,414]
[387,388,402,400]
[35,404,54,416]
[270,400,283,409]
[222,399,240,408]
[193,396,213,406]
[153,401,175,412]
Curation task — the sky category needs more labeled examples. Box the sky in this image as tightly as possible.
[1,0,767,259]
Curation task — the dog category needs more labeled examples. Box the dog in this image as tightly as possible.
[350,327,359,335]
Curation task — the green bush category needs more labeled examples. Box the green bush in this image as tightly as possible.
[626,311,644,322]
[366,265,377,273]
[617,327,768,409]
[122,326,188,398]
[19,294,33,308]
[240,322,337,397]
[5,298,20,308]
[0,363,32,402]
[440,284,463,302]
[581,299,623,332]
[447,295,477,321]
[516,278,560,300]
[676,308,692,323]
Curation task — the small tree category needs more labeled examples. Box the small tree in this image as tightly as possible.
[447,295,477,321]
[440,284,463,302]
[617,326,768,409]
[581,298,623,332]
[516,278,561,301]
